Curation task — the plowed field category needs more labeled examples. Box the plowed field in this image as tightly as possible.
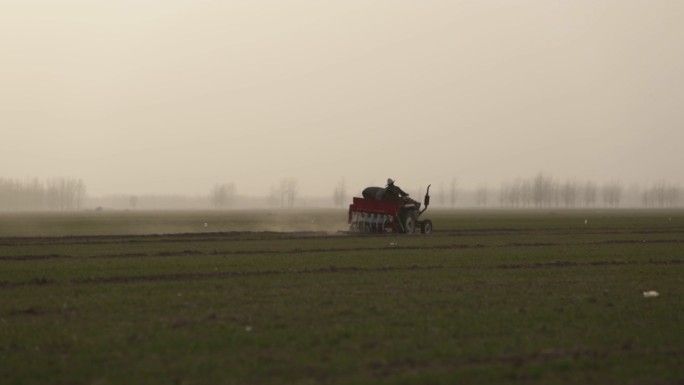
[1,210,683,384]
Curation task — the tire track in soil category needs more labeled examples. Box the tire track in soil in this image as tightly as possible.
[369,347,684,375]
[3,257,683,289]
[0,244,484,261]
[0,231,338,248]
[2,228,682,248]
[2,239,682,262]
[496,259,684,269]
[0,264,445,289]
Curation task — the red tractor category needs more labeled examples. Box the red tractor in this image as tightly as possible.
[348,185,433,234]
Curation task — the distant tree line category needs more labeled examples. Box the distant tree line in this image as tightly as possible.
[332,179,346,208]
[211,183,236,208]
[1,175,680,211]
[329,175,681,209]
[0,178,86,211]
[269,178,298,208]
[91,194,212,210]
[436,179,459,208]
[642,181,682,208]
[496,174,681,209]
[497,174,613,208]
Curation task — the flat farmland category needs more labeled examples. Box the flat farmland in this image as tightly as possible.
[1,210,683,384]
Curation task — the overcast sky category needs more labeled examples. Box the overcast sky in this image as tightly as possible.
[2,0,682,196]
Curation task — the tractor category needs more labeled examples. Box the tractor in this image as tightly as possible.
[348,185,433,234]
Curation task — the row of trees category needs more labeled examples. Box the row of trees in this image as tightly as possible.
[211,178,302,209]
[210,183,237,208]
[109,177,684,210]
[496,175,681,208]
[325,175,681,209]
[1,176,680,210]
[436,179,459,208]
[332,180,347,208]
[0,178,86,211]
[642,181,682,208]
[498,175,611,208]
[268,178,299,208]
[100,179,300,210]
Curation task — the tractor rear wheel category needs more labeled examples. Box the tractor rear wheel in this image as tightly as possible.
[402,211,417,234]
[420,220,433,234]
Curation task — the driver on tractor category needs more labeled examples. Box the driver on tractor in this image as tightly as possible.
[385,178,409,201]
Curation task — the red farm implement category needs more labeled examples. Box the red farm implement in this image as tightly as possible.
[348,185,433,234]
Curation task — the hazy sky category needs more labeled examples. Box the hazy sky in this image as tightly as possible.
[2,0,683,196]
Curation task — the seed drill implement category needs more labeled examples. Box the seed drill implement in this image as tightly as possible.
[348,185,433,234]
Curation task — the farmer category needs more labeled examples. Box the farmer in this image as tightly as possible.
[385,178,409,200]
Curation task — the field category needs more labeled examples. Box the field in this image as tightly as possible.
[1,209,683,384]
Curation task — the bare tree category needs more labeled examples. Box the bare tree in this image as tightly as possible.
[643,181,682,208]
[211,183,236,208]
[44,177,86,210]
[666,184,682,207]
[520,179,532,207]
[475,184,488,207]
[332,179,347,208]
[582,181,597,208]
[449,178,458,208]
[602,182,623,208]
[499,182,509,207]
[559,180,578,208]
[499,179,523,208]
[287,178,298,207]
[532,173,554,208]
[267,186,279,207]
[278,178,298,208]
[437,183,446,207]
[74,179,86,210]
[129,195,139,209]
[212,184,226,208]
[510,178,522,207]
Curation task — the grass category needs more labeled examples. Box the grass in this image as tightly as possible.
[1,209,683,384]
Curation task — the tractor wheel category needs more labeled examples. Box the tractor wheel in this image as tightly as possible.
[402,211,417,234]
[420,220,433,234]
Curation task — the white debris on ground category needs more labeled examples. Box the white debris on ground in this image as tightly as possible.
[643,291,659,298]
[245,326,253,332]
[203,222,208,227]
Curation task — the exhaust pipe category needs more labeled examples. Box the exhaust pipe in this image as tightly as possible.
[420,184,431,215]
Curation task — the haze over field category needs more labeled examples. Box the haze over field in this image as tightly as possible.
[2,0,683,197]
